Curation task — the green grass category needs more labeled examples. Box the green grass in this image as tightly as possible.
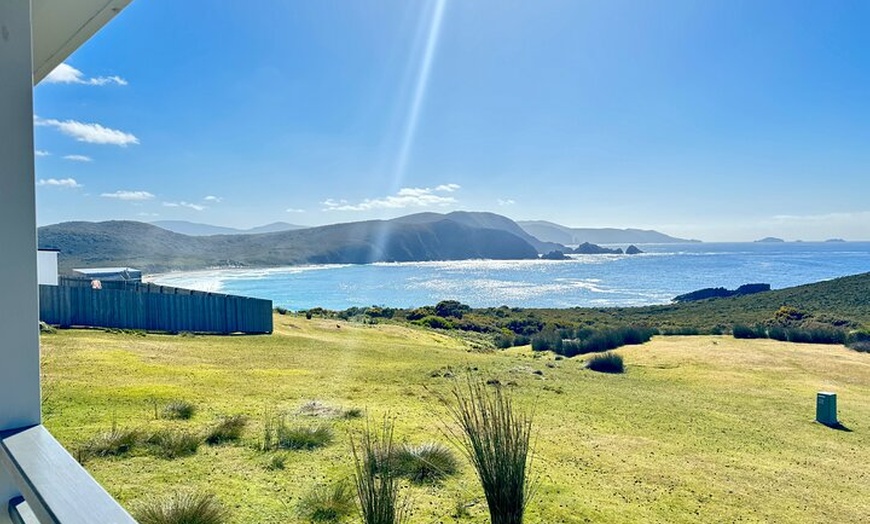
[41,314,870,523]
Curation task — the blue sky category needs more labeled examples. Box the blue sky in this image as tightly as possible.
[33,0,870,241]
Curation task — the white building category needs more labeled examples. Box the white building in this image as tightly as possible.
[36,249,59,286]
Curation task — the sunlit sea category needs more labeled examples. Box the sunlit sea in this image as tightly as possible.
[150,242,870,310]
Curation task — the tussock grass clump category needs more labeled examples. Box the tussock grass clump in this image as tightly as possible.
[146,429,203,459]
[265,452,288,470]
[298,400,363,420]
[263,413,334,451]
[205,415,247,445]
[586,352,625,374]
[351,418,410,524]
[394,442,459,483]
[443,378,534,524]
[298,481,356,522]
[79,427,141,461]
[163,399,197,420]
[133,491,229,524]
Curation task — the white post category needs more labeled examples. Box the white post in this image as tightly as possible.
[0,0,42,520]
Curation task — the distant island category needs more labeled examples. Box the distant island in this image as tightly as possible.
[825,238,846,243]
[755,237,786,243]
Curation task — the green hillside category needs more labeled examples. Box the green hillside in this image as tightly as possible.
[38,213,542,273]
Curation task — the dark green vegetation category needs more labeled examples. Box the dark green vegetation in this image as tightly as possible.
[133,492,229,524]
[443,379,534,524]
[673,283,770,302]
[586,352,625,374]
[329,273,870,351]
[38,212,559,273]
[393,443,460,483]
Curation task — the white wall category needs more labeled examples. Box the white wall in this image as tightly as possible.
[0,0,41,519]
[37,250,58,286]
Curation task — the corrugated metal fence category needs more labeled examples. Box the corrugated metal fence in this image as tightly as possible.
[40,281,272,334]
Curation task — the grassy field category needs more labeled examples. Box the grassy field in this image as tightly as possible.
[41,314,869,523]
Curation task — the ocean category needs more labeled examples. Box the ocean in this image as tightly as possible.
[150,242,870,310]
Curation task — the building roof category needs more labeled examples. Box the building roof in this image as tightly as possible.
[72,267,140,275]
[32,0,133,84]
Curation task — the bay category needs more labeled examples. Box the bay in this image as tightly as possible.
[150,242,870,310]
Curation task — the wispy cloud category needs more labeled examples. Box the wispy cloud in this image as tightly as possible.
[286,207,305,213]
[163,201,206,211]
[203,195,223,203]
[44,63,128,86]
[63,154,93,162]
[137,212,160,217]
[35,150,51,157]
[322,184,460,211]
[498,198,516,206]
[35,116,139,146]
[37,178,82,189]
[101,190,155,201]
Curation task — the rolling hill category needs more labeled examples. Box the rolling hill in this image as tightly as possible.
[38,213,542,273]
[151,220,307,236]
[517,220,698,244]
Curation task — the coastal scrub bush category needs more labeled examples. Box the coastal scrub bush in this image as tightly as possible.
[205,415,247,445]
[414,315,453,330]
[586,352,625,374]
[732,324,766,339]
[442,377,535,524]
[846,330,870,353]
[298,481,356,523]
[163,399,196,420]
[536,326,654,357]
[351,418,409,524]
[394,442,459,483]
[435,300,471,319]
[134,491,229,524]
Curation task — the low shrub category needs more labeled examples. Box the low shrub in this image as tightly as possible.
[538,326,654,357]
[163,400,197,420]
[298,481,356,523]
[146,429,203,459]
[134,491,229,524]
[586,352,624,374]
[847,340,870,353]
[394,442,459,483]
[413,315,454,330]
[732,324,766,339]
[205,415,247,445]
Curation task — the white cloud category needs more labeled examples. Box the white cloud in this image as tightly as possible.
[63,154,93,162]
[137,212,160,217]
[101,190,155,201]
[35,150,51,157]
[203,195,223,203]
[163,201,206,211]
[44,63,128,86]
[322,184,461,212]
[35,116,139,146]
[286,207,305,213]
[498,199,516,206]
[37,178,82,189]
